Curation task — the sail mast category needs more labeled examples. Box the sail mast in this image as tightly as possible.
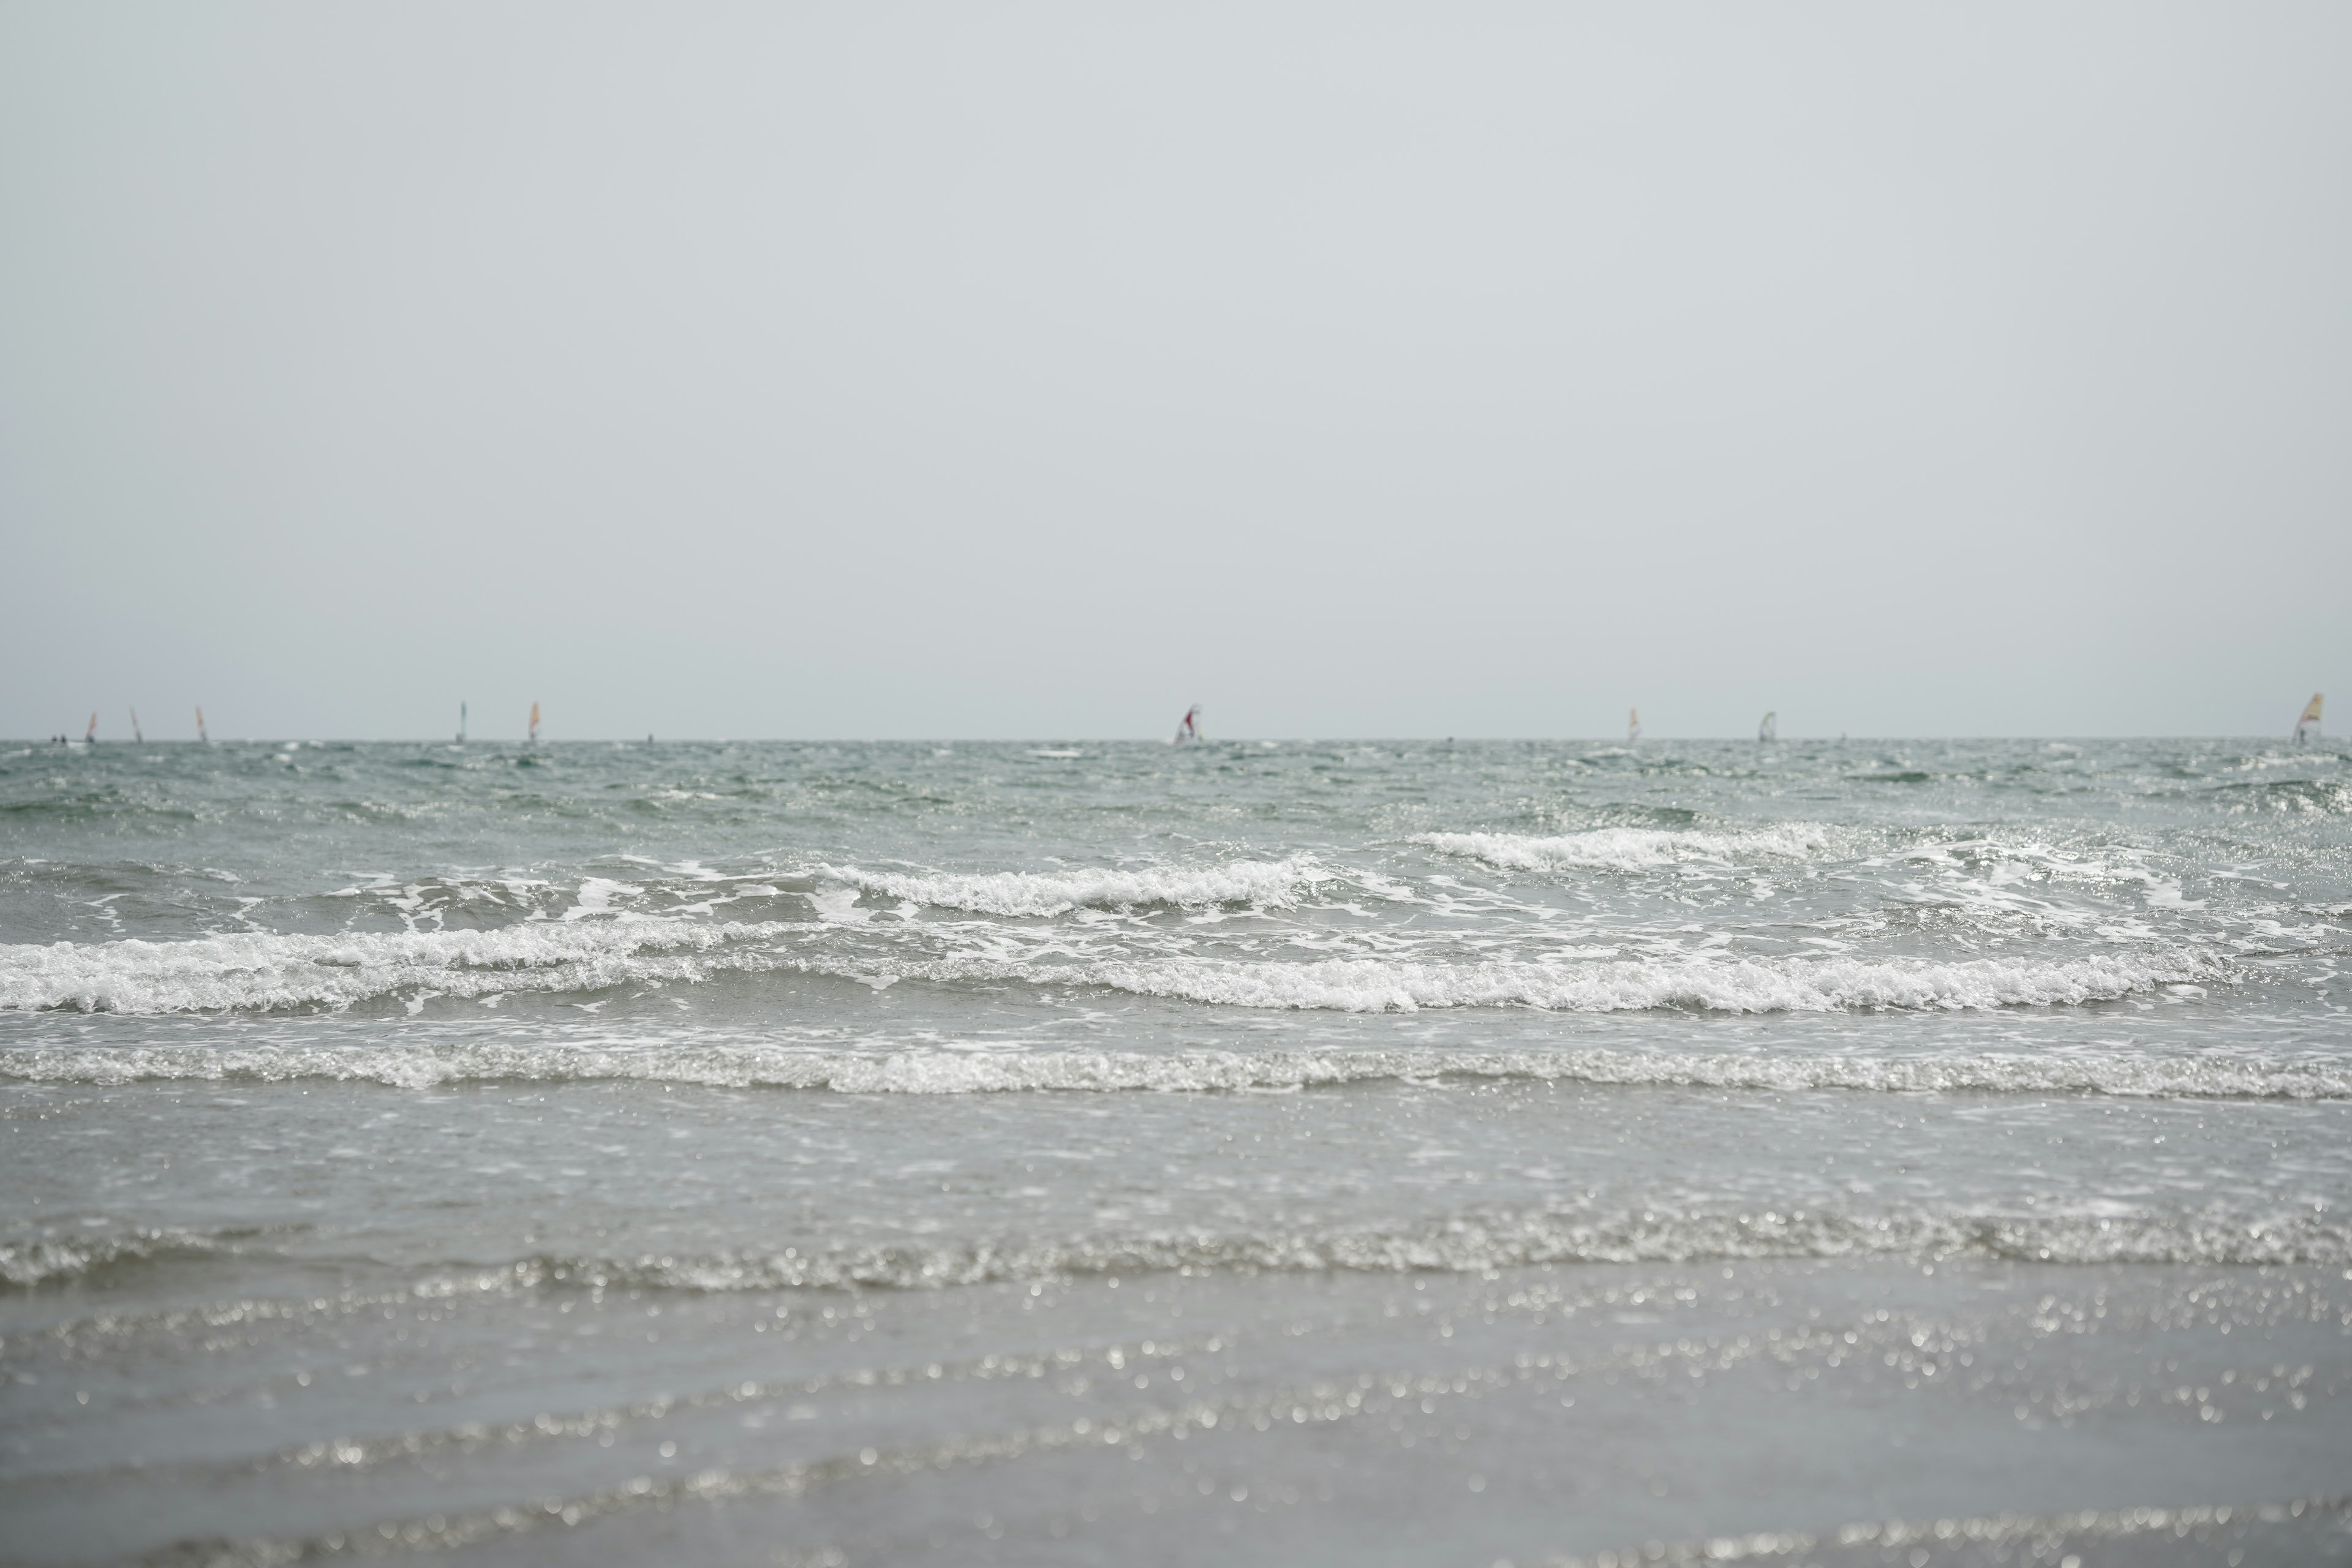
[2294,693,2323,743]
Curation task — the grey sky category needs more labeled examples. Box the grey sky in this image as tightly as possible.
[3,2,2346,740]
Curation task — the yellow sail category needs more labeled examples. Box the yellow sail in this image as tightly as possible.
[1627,708,1642,742]
[2294,693,2323,742]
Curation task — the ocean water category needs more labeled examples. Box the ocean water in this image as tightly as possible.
[2,736,2348,1566]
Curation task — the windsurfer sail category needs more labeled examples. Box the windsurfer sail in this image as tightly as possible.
[529,701,541,743]
[1758,711,1777,743]
[1174,705,1204,744]
[196,706,208,744]
[1627,709,1642,744]
[130,707,143,744]
[457,702,467,744]
[2294,693,2323,744]
[85,712,98,745]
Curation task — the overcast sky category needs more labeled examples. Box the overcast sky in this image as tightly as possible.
[3,2,2346,740]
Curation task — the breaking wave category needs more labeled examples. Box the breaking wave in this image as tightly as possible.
[7,1041,2339,1099]
[862,949,2214,1014]
[1416,826,1835,872]
[0,922,2214,1016]
[0,1226,277,1290]
[372,1207,2352,1293]
[817,858,1321,916]
[0,919,794,1014]
[17,1207,2334,1295]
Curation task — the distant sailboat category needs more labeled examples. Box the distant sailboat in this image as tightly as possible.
[130,707,143,744]
[1174,705,1204,744]
[1757,711,1777,743]
[2294,693,2323,744]
[529,701,541,743]
[196,706,209,744]
[1627,708,1642,744]
[85,712,98,745]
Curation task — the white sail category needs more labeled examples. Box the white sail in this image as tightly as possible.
[130,707,143,744]
[1758,711,1776,743]
[1173,705,1204,744]
[1627,708,1641,744]
[195,706,208,744]
[85,711,97,744]
[2294,693,2323,743]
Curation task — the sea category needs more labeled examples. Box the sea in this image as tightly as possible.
[2,736,2347,1566]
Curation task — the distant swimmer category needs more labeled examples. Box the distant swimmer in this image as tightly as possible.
[1174,705,1203,744]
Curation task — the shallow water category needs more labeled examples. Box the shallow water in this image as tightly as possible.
[2,737,2348,1563]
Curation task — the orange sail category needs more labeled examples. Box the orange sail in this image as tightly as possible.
[2294,693,2323,742]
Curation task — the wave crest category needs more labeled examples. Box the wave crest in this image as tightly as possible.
[1417,826,1834,872]
[818,858,1321,917]
[0,919,792,1014]
[426,1207,2352,1294]
[860,949,2212,1014]
[6,1041,2334,1099]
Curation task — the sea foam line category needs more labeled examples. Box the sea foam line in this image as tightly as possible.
[5,1042,2340,1099]
[0,919,795,1014]
[849,949,2214,1014]
[11,1204,2345,1294]
[408,1207,2352,1286]
[0,925,2213,1016]
[816,857,1322,917]
[1416,826,1835,872]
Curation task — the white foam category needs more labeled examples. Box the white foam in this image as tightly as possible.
[9,1202,2343,1294]
[863,949,2214,1014]
[426,1205,2352,1292]
[9,1041,2340,1099]
[0,919,794,1015]
[0,924,2213,1016]
[1417,826,1834,872]
[820,858,1323,917]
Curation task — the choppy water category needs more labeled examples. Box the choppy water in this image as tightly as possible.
[3,737,2348,1565]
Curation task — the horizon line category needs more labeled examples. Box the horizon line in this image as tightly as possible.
[8,733,2333,746]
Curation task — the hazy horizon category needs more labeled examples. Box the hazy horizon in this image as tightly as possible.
[12,724,2332,744]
